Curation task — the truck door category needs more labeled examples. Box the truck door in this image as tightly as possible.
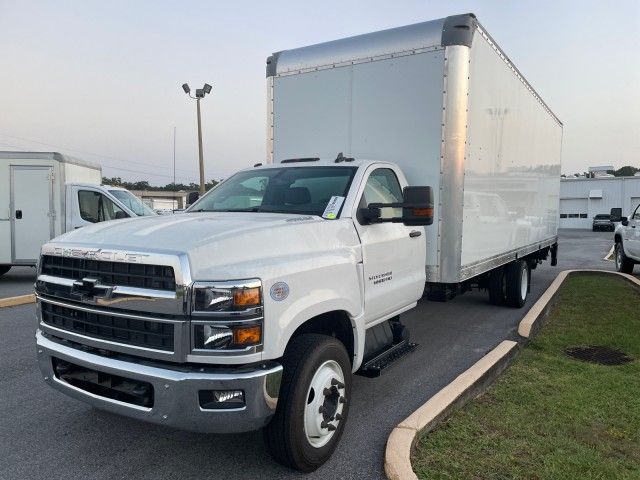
[626,204,640,257]
[353,167,426,324]
[10,165,54,263]
[70,186,130,229]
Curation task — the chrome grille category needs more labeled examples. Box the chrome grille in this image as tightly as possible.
[41,301,174,351]
[40,255,176,291]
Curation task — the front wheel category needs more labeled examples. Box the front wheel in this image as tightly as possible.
[615,242,634,274]
[264,334,352,472]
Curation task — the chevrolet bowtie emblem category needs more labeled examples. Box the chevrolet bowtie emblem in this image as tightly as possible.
[71,278,114,299]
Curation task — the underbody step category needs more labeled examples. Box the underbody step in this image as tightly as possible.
[357,340,418,378]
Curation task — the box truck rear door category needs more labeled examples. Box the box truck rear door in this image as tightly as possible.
[10,165,54,263]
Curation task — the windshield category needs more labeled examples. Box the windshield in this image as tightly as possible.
[108,190,156,216]
[188,166,357,216]
[594,214,610,220]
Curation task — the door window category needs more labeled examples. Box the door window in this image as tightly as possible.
[359,168,403,220]
[78,190,128,223]
[633,204,640,221]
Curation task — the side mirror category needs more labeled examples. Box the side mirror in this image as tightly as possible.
[358,186,434,226]
[114,211,129,220]
[187,191,200,206]
[401,186,434,226]
[610,207,622,222]
[621,217,629,226]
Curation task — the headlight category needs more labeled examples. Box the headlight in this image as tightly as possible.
[192,279,262,312]
[191,279,263,352]
[193,323,262,350]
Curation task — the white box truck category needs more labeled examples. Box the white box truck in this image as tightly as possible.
[266,12,562,298]
[1,151,156,274]
[34,14,561,471]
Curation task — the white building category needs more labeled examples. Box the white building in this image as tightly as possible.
[560,176,640,228]
[129,190,192,211]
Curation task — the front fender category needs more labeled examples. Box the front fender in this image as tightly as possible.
[275,296,365,370]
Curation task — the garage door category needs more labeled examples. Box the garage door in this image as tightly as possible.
[559,198,589,228]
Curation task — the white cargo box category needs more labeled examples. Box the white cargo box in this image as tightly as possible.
[267,13,562,283]
[0,151,102,265]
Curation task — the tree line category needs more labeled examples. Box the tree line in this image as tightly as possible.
[562,165,638,178]
[102,177,219,191]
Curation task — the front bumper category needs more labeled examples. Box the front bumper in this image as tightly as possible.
[36,330,282,433]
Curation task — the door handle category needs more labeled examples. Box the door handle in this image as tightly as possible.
[15,210,22,220]
[409,230,422,238]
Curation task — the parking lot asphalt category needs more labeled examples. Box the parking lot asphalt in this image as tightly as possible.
[0,266,36,298]
[0,230,626,480]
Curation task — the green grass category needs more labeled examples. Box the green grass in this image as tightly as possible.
[412,274,640,480]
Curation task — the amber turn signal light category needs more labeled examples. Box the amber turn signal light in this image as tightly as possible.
[233,287,261,307]
[233,325,262,345]
[412,208,433,217]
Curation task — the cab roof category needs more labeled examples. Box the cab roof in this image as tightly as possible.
[252,158,385,170]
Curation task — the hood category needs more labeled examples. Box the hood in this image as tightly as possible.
[51,212,361,280]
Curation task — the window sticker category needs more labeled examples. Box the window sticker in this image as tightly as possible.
[322,196,345,219]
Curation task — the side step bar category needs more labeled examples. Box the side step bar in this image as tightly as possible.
[357,340,418,378]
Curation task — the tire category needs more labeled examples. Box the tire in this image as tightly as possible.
[488,267,506,305]
[614,242,634,274]
[264,333,352,472]
[504,260,529,308]
[0,266,11,276]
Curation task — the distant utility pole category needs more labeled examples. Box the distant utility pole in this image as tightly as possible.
[181,82,212,195]
[172,126,176,190]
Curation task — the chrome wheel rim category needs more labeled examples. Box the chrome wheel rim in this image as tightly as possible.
[303,360,345,448]
[520,267,528,300]
[616,245,622,270]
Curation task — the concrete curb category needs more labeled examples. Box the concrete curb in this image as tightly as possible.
[384,340,518,480]
[518,269,640,338]
[0,294,35,308]
[384,268,640,480]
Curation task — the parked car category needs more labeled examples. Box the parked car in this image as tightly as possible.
[612,207,640,274]
[592,214,614,231]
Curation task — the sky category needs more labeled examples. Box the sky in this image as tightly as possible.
[0,0,638,184]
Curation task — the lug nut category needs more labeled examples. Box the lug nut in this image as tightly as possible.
[335,413,343,421]
[331,378,345,389]
[323,388,332,396]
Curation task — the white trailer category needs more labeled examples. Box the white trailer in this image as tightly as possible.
[267,13,562,298]
[1,151,155,272]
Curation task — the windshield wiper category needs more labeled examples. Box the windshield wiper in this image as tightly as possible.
[219,207,261,212]
[191,207,261,213]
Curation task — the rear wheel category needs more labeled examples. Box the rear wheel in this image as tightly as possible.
[615,242,634,274]
[264,334,351,472]
[504,260,529,308]
[0,266,11,276]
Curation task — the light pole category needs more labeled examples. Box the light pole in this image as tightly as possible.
[182,82,212,195]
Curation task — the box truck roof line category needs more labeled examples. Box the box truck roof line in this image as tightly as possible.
[0,151,102,171]
[266,13,561,127]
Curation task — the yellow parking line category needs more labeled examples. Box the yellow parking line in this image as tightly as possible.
[0,294,35,308]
